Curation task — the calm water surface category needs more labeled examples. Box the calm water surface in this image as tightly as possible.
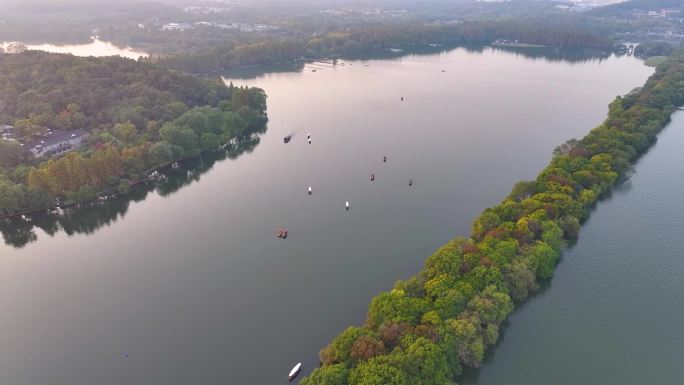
[0,38,148,59]
[0,48,653,384]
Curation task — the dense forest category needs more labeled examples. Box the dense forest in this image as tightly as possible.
[299,48,684,385]
[150,18,614,74]
[0,51,267,216]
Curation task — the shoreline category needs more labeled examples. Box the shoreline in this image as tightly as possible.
[491,42,548,48]
[0,136,250,221]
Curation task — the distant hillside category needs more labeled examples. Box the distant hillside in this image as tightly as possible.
[589,0,684,17]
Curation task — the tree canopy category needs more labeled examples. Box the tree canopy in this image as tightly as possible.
[0,51,267,216]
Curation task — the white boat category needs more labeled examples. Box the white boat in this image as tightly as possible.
[289,363,302,381]
[308,186,312,195]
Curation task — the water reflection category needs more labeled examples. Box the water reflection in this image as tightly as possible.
[0,38,149,59]
[224,45,617,80]
[0,137,260,249]
[488,45,612,64]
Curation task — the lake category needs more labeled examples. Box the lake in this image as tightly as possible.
[0,47,654,384]
[0,38,148,59]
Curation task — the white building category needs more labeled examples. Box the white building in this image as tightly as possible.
[28,129,88,157]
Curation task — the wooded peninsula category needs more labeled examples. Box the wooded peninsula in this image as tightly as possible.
[299,49,684,385]
[0,51,267,217]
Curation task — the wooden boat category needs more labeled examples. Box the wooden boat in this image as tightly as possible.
[289,362,302,381]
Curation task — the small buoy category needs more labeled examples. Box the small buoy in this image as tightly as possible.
[401,97,404,101]
[308,186,312,195]
[345,201,350,210]
[409,179,413,186]
[383,156,387,163]
[123,353,129,359]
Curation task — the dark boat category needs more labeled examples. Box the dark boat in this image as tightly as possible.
[409,179,413,186]
[383,156,387,162]
[370,174,375,181]
[283,135,291,143]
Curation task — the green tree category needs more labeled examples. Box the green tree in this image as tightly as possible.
[366,289,430,329]
[525,241,559,279]
[112,122,138,143]
[349,355,408,385]
[0,141,28,169]
[300,364,349,385]
[149,142,174,165]
[200,133,219,151]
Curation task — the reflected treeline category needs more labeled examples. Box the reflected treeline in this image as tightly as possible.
[487,45,613,64]
[220,62,307,81]
[0,137,261,249]
[222,45,456,80]
[222,44,618,80]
